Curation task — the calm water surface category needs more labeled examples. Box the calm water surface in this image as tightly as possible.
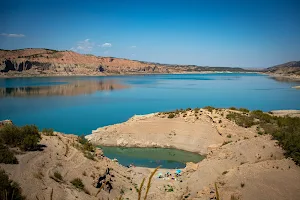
[100,146,204,168]
[0,73,299,134]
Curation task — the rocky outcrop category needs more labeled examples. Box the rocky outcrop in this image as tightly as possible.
[0,119,13,127]
[1,60,32,72]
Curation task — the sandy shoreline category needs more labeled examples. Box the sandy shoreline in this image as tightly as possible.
[0,71,259,78]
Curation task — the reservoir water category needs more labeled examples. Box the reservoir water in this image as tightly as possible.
[0,73,299,134]
[100,146,205,168]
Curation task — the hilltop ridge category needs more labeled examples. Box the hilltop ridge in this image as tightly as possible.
[264,61,300,79]
[0,48,247,77]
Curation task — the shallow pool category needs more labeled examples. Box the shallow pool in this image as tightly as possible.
[100,146,205,168]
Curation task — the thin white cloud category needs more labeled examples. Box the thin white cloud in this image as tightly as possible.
[1,33,25,37]
[71,38,94,52]
[130,45,136,48]
[101,43,112,48]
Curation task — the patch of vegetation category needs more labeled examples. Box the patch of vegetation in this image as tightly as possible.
[71,178,84,190]
[0,124,41,151]
[226,109,300,165]
[239,108,249,113]
[229,107,237,110]
[0,142,18,164]
[227,134,232,138]
[222,141,232,146]
[222,170,228,175]
[164,184,174,192]
[226,112,255,128]
[75,135,96,160]
[54,171,63,181]
[0,169,25,200]
[42,128,54,136]
[78,135,95,152]
[203,106,215,113]
[168,113,175,118]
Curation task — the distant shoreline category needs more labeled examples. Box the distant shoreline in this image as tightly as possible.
[0,71,261,79]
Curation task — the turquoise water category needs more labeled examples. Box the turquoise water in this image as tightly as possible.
[100,146,205,168]
[0,73,299,134]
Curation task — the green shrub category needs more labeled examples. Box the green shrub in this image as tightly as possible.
[0,141,19,164]
[78,135,88,145]
[250,110,273,123]
[0,169,25,200]
[42,128,54,136]
[0,124,41,151]
[0,143,18,164]
[71,178,84,190]
[226,112,255,128]
[78,135,95,152]
[204,106,215,113]
[168,113,175,118]
[54,171,63,181]
[22,134,40,151]
[0,124,23,147]
[229,107,237,110]
[239,108,249,113]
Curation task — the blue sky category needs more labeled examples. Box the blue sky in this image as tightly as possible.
[0,0,299,68]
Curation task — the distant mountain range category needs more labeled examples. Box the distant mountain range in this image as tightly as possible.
[0,48,299,77]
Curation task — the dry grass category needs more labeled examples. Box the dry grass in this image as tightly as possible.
[215,182,220,200]
[138,178,145,200]
[136,166,160,200]
[144,166,160,200]
[95,181,107,197]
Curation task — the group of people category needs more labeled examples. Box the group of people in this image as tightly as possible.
[157,169,182,180]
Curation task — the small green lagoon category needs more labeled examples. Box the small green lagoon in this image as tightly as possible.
[100,146,205,169]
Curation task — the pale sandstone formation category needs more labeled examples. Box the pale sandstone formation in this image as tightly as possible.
[86,109,300,200]
[87,109,257,154]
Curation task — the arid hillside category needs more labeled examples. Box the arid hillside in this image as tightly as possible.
[1,108,300,200]
[0,48,246,77]
[264,61,300,79]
